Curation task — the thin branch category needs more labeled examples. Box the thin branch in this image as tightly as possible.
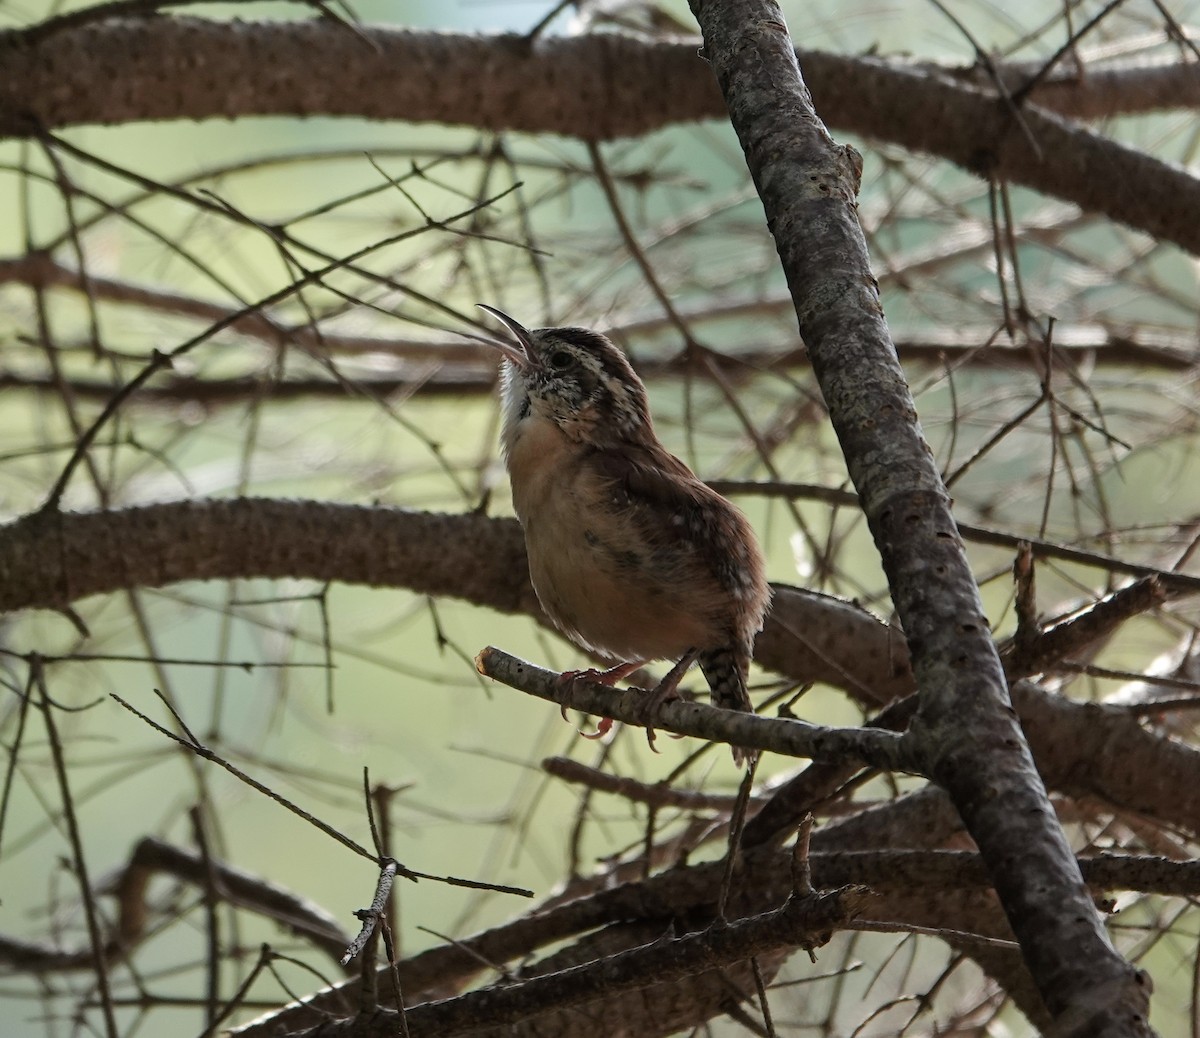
[110,693,535,899]
[476,647,915,772]
[34,659,120,1038]
[342,860,399,965]
[541,756,743,811]
[1007,578,1167,677]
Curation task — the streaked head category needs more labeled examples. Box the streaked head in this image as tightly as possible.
[478,304,652,447]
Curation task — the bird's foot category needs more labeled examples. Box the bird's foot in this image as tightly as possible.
[555,661,646,740]
[636,649,700,753]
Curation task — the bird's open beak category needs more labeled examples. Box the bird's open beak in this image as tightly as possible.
[477,304,535,370]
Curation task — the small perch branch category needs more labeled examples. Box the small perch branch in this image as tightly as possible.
[1008,577,1167,678]
[343,860,399,966]
[477,647,916,773]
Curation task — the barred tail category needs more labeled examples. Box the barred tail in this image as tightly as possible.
[700,643,755,766]
[699,643,752,713]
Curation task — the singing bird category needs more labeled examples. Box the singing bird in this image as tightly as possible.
[479,305,770,762]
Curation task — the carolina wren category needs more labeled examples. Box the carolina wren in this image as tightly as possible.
[478,305,770,762]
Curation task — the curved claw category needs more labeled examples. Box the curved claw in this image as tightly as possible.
[640,724,687,753]
[556,668,590,724]
[580,716,615,740]
[638,702,685,753]
[559,702,616,740]
[644,723,661,753]
[635,650,701,754]
[555,662,644,743]
[558,702,617,740]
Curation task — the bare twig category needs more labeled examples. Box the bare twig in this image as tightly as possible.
[110,693,534,899]
[342,860,399,966]
[34,659,119,1038]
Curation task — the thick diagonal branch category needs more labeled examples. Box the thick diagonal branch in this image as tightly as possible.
[685,2,1152,1034]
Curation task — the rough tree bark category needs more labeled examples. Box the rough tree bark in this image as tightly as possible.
[4,499,1200,840]
[1,21,1198,253]
[685,0,1153,1034]
[0,6,1192,1037]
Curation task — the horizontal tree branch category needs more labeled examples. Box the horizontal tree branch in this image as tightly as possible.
[234,840,1199,1037]
[4,254,1195,411]
[6,256,1198,383]
[2,498,1198,836]
[710,483,1200,596]
[288,885,869,1038]
[6,21,1196,137]
[0,21,1198,253]
[6,333,1194,406]
[0,499,539,619]
[4,495,1197,621]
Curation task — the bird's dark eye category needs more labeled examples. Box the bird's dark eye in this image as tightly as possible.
[548,350,574,371]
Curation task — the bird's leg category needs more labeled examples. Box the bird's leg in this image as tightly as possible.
[556,660,647,739]
[639,648,700,752]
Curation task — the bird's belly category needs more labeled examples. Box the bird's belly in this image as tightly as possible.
[523,507,714,662]
[530,538,712,660]
[507,416,720,661]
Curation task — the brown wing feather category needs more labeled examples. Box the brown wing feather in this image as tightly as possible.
[586,443,769,643]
